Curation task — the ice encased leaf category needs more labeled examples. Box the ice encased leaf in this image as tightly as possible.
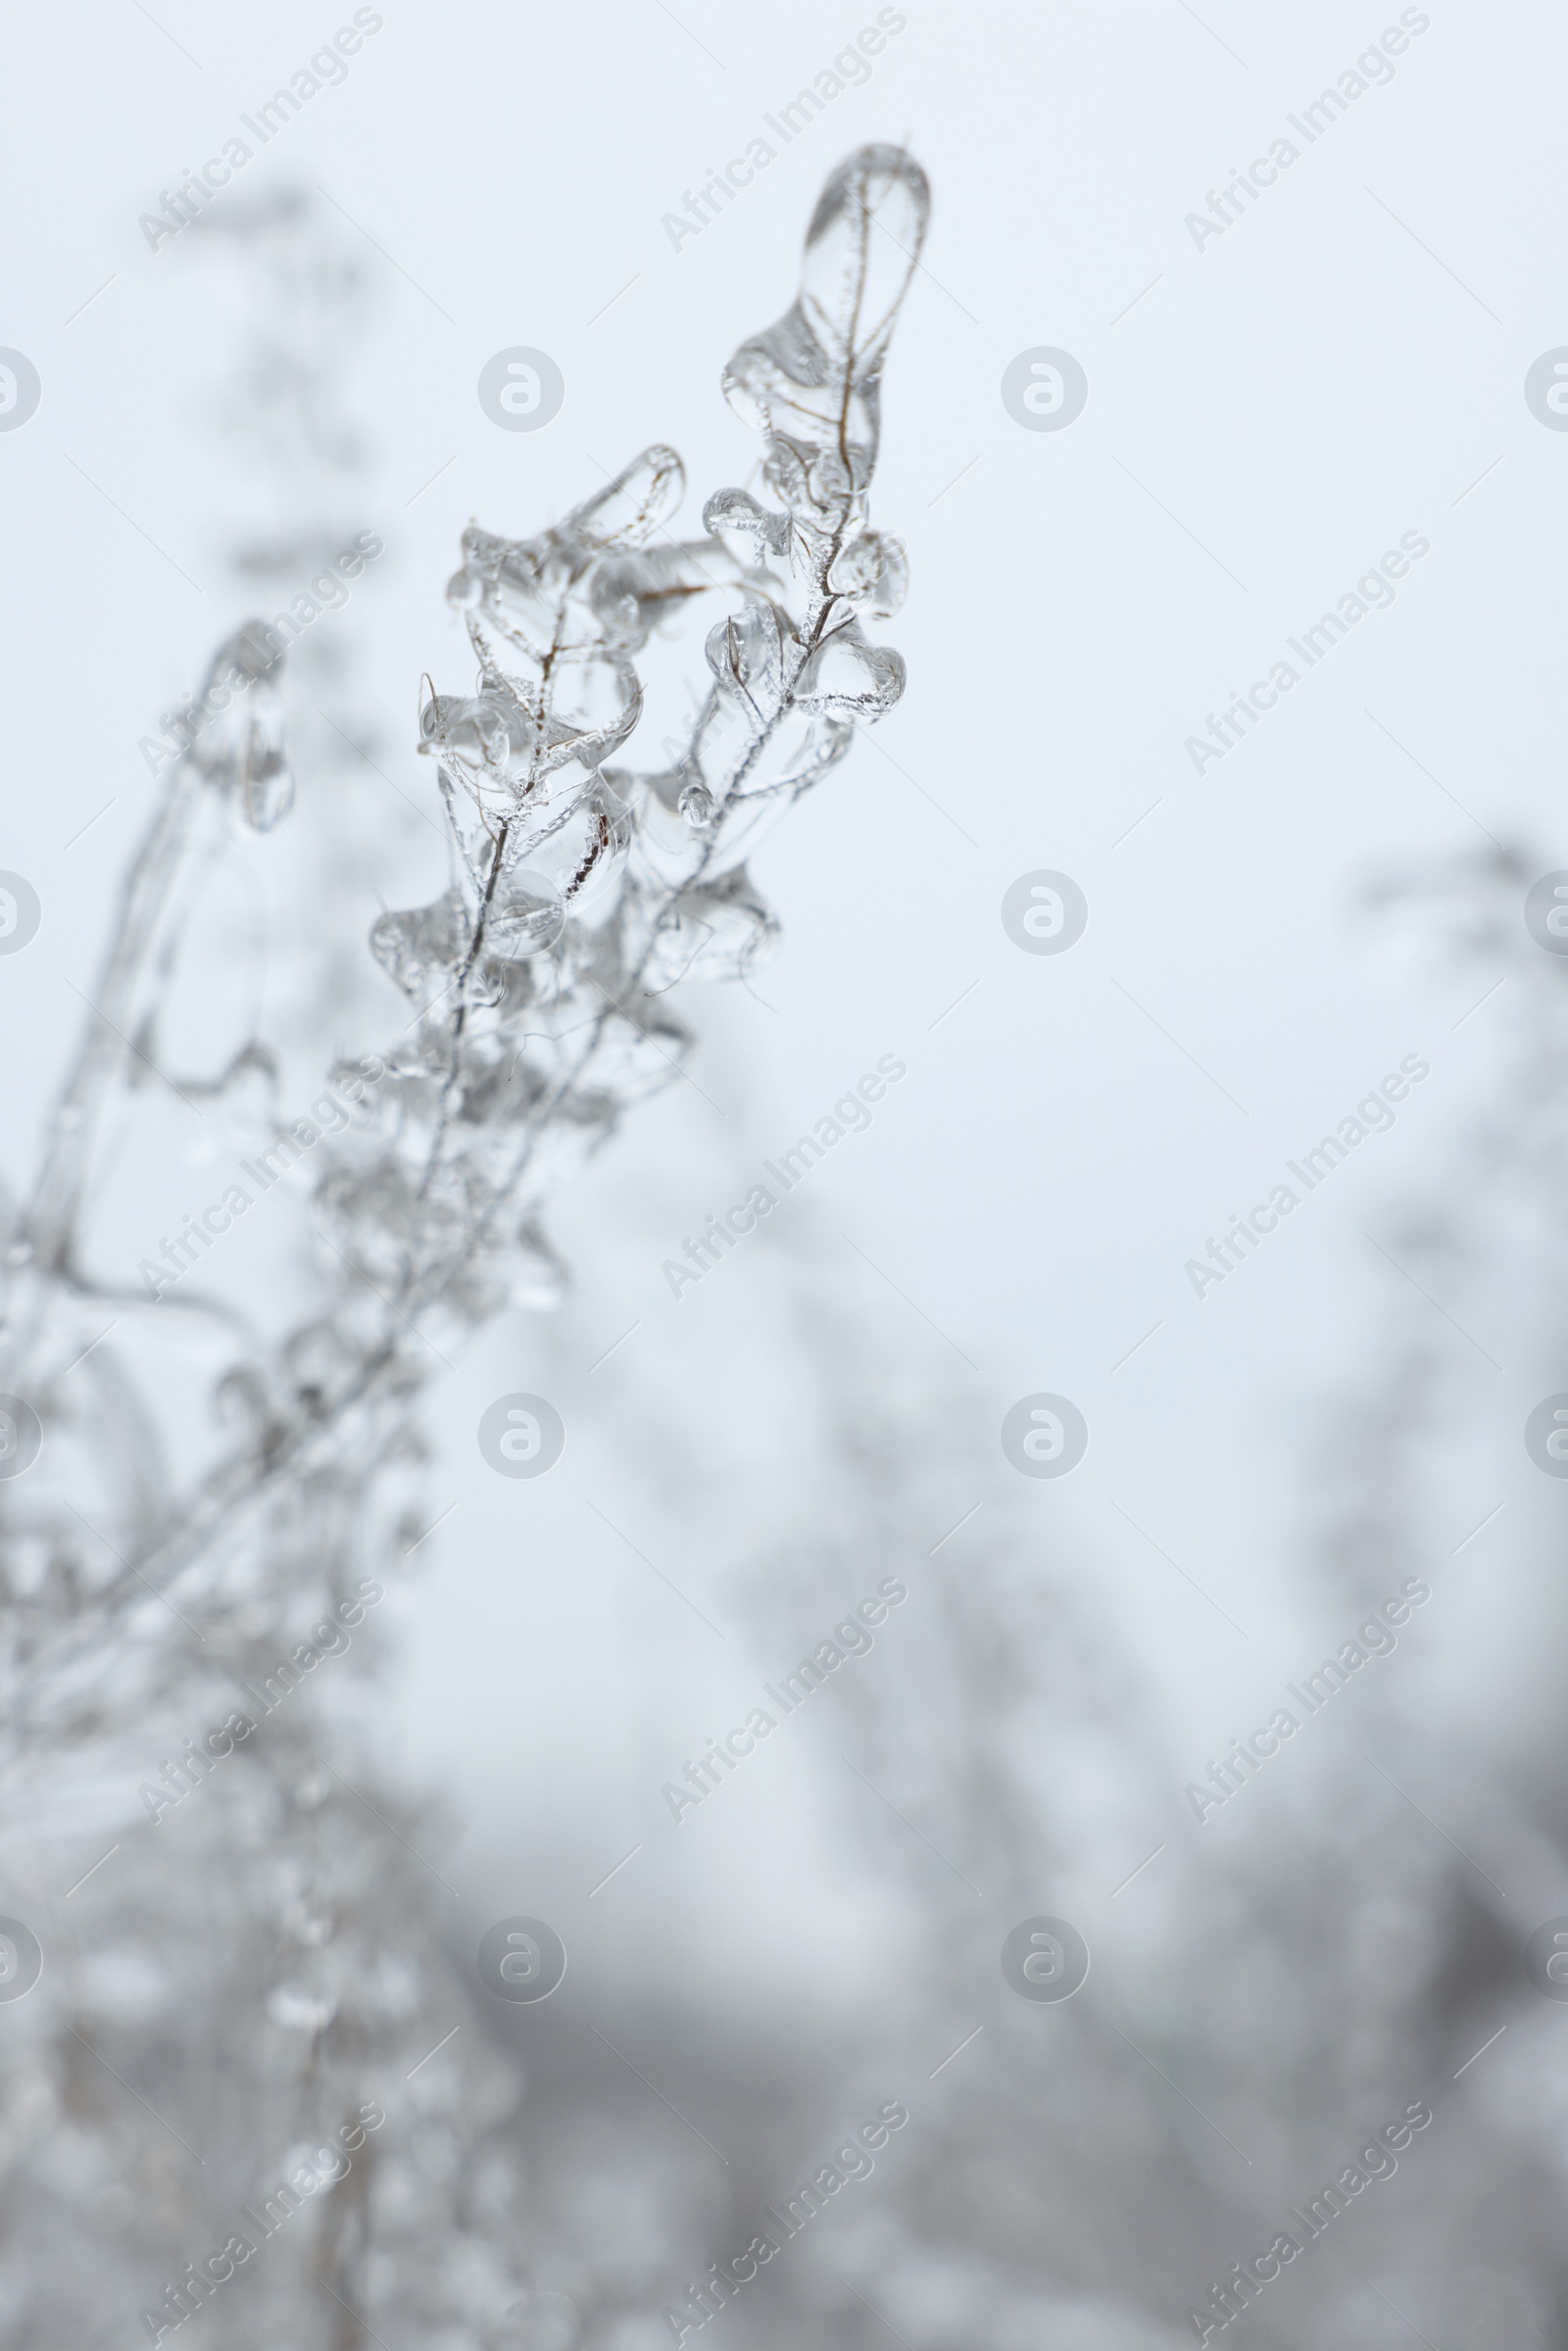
[486,873,566,959]
[704,601,797,708]
[794,623,905,721]
[828,530,908,615]
[702,488,790,561]
[721,145,929,502]
[564,444,684,550]
[644,867,779,989]
[370,891,470,1004]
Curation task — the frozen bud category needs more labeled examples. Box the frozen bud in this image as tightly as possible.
[678,782,715,830]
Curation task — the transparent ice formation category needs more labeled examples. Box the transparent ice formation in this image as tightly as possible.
[0,148,928,2351]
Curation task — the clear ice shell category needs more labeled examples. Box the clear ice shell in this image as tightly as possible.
[701,487,790,560]
[418,689,537,795]
[827,530,909,615]
[721,145,930,503]
[485,872,566,959]
[564,444,685,550]
[588,540,751,652]
[369,891,470,1004]
[704,600,797,707]
[623,773,716,894]
[644,868,779,989]
[505,772,632,917]
[793,623,906,721]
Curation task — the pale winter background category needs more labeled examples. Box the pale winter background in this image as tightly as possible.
[5,2,1568,2347]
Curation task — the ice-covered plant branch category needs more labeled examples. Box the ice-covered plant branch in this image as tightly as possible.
[5,145,928,1639]
[0,148,927,2350]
